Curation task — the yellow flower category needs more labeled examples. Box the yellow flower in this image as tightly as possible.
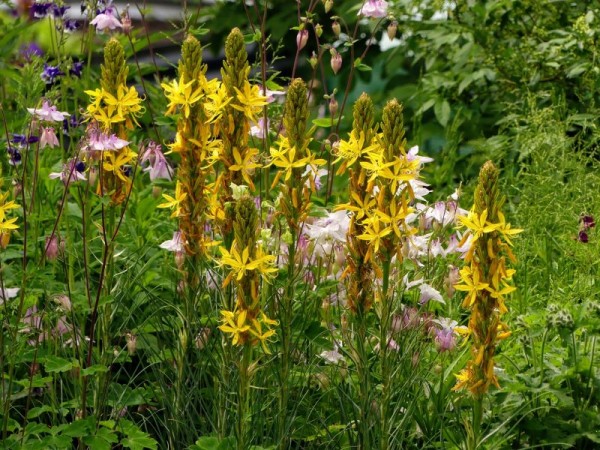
[218,309,251,346]
[205,83,232,124]
[494,211,523,246]
[103,85,144,127]
[162,75,203,118]
[231,81,268,123]
[249,313,278,354]
[336,191,376,220]
[454,265,489,308]
[157,181,187,218]
[357,217,392,258]
[229,147,260,189]
[0,217,19,232]
[218,244,277,287]
[102,150,135,182]
[0,192,20,222]
[375,197,414,238]
[458,209,500,244]
[269,138,310,187]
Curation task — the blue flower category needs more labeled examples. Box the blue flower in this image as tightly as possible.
[41,64,64,84]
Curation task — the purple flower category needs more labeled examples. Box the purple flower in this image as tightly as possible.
[358,0,388,18]
[31,2,52,18]
[7,147,22,166]
[19,43,43,62]
[581,214,595,229]
[88,130,129,151]
[50,4,69,17]
[70,60,83,77]
[90,5,123,33]
[578,230,589,243]
[432,318,458,352]
[159,231,184,252]
[41,64,64,84]
[64,19,80,33]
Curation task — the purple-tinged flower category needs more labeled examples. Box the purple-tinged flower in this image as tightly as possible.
[578,230,589,243]
[259,86,285,104]
[87,129,129,151]
[49,159,86,185]
[419,283,445,304]
[432,318,458,352]
[140,141,172,181]
[41,64,64,84]
[90,10,123,32]
[40,127,59,148]
[159,231,184,252]
[581,214,595,229]
[302,165,328,191]
[358,0,388,18]
[63,114,81,134]
[28,101,70,123]
[250,117,270,138]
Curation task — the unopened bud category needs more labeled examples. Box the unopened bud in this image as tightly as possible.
[387,21,398,40]
[45,234,60,260]
[121,10,132,35]
[309,51,318,69]
[324,0,333,13]
[296,29,309,50]
[126,332,137,355]
[0,232,10,249]
[329,96,339,117]
[330,49,342,74]
[332,21,340,37]
[315,24,323,38]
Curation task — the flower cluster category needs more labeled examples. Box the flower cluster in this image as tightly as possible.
[453,161,522,395]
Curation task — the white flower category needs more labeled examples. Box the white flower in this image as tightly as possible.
[159,231,184,252]
[0,287,20,304]
[419,283,445,304]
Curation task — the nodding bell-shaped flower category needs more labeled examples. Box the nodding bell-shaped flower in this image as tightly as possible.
[358,0,389,19]
[296,29,309,50]
[330,49,342,74]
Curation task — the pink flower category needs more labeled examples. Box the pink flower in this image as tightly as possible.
[140,141,172,180]
[419,283,445,304]
[432,318,458,352]
[358,0,388,18]
[40,127,60,149]
[45,234,60,260]
[159,231,184,252]
[49,160,86,185]
[90,11,123,32]
[259,87,285,104]
[250,118,270,139]
[27,101,69,122]
[89,130,129,151]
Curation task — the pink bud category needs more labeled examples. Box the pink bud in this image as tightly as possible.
[45,234,60,260]
[329,96,339,117]
[330,49,342,74]
[121,10,132,35]
[296,29,309,50]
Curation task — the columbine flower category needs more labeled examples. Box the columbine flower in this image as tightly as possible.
[49,159,86,185]
[28,101,70,123]
[40,127,59,148]
[140,141,172,181]
[159,231,184,252]
[303,165,328,191]
[419,283,445,304]
[41,64,64,84]
[88,130,129,151]
[250,117,270,138]
[330,49,342,74]
[320,340,345,364]
[358,0,388,18]
[260,86,285,103]
[433,318,458,352]
[90,9,123,32]
[0,288,19,305]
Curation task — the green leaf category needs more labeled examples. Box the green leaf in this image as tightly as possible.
[81,364,109,376]
[434,99,451,127]
[27,405,56,419]
[312,118,336,128]
[44,356,76,373]
[121,429,158,450]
